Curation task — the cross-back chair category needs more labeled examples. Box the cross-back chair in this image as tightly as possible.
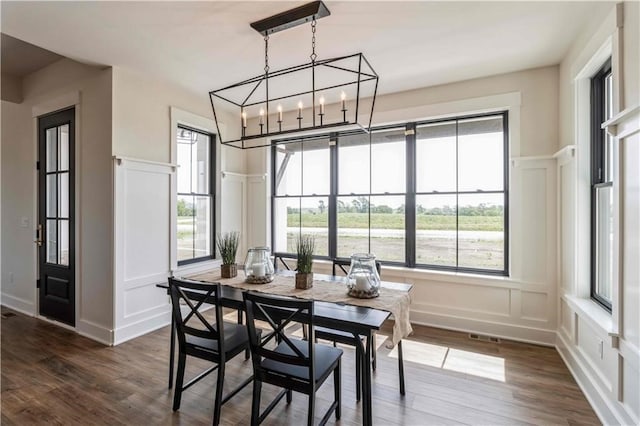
[243,291,342,426]
[169,278,254,425]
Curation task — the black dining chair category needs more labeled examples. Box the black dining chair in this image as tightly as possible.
[315,257,406,398]
[243,291,342,426]
[169,277,254,425]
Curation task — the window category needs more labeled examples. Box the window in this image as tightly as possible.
[176,126,215,264]
[271,111,509,275]
[591,59,613,310]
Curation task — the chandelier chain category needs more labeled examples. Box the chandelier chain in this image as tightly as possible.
[310,18,317,62]
[264,34,270,73]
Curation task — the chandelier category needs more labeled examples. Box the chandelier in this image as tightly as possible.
[209,1,379,149]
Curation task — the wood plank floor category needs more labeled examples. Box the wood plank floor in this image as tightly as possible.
[1,308,599,425]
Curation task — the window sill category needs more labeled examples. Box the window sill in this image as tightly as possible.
[563,294,619,346]
[174,258,222,277]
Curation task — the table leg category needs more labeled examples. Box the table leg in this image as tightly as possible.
[363,330,373,425]
[168,315,175,389]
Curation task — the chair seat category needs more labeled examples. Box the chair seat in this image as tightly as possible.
[261,339,343,383]
[186,322,249,356]
[315,326,365,345]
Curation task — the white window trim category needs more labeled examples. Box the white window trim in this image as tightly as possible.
[169,106,223,275]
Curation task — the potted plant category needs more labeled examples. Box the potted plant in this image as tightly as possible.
[295,235,315,289]
[217,231,240,278]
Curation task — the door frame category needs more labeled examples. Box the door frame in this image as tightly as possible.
[32,92,81,329]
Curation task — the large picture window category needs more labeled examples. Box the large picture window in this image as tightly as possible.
[176,126,215,264]
[271,111,509,276]
[591,59,613,311]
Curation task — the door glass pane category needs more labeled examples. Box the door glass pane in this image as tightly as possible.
[337,196,369,258]
[339,134,370,194]
[416,121,456,193]
[46,127,57,172]
[458,116,504,191]
[59,220,69,266]
[47,174,57,217]
[58,173,69,218]
[193,132,210,194]
[59,124,69,170]
[275,142,302,196]
[273,197,300,253]
[302,139,330,196]
[416,195,457,266]
[371,128,405,194]
[301,197,328,256]
[370,195,405,262]
[46,220,58,264]
[457,193,504,270]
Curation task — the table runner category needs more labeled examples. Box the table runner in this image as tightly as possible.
[186,269,413,347]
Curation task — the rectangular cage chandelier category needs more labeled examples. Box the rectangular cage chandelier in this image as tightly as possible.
[209,1,379,149]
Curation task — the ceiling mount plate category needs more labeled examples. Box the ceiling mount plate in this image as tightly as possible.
[250,1,331,36]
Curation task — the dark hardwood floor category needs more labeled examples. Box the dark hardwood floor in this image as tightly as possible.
[1,308,599,425]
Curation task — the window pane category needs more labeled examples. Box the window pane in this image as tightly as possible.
[301,197,328,256]
[416,195,456,266]
[275,143,302,196]
[192,132,210,194]
[371,128,405,193]
[58,173,69,218]
[46,220,57,264]
[370,195,405,262]
[458,116,504,191]
[339,134,370,194]
[416,121,456,193]
[457,193,504,270]
[337,196,369,258]
[46,127,57,172]
[193,196,212,259]
[47,174,57,218]
[59,124,69,171]
[595,185,613,303]
[177,130,193,194]
[302,139,330,195]
[59,220,69,266]
[177,195,195,261]
[273,197,300,253]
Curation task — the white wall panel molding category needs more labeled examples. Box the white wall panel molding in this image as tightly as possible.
[113,157,174,345]
[77,318,113,346]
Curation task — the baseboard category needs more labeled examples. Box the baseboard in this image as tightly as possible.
[1,292,36,316]
[113,308,171,346]
[77,318,114,346]
[556,331,635,426]
[410,307,556,346]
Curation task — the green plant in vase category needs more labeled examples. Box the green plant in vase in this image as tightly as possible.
[217,231,240,278]
[295,235,315,289]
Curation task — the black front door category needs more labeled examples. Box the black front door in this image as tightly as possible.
[37,108,75,326]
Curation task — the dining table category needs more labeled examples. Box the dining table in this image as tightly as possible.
[158,268,413,426]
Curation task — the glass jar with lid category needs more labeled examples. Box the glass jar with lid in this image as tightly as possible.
[346,253,380,298]
[243,247,275,284]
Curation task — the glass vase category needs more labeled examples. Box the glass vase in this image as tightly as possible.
[346,253,380,298]
[243,247,275,284]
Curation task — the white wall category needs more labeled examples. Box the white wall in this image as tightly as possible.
[556,2,640,425]
[1,58,113,343]
[246,65,562,345]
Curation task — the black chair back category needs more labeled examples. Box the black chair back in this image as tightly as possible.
[244,292,315,373]
[169,277,224,355]
[273,252,298,271]
[332,258,381,276]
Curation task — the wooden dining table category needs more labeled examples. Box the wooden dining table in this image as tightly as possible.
[158,269,413,425]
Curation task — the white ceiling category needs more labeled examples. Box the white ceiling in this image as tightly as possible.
[1,1,613,97]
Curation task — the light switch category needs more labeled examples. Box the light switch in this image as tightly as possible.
[20,217,29,228]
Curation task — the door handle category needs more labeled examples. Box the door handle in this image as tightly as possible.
[34,224,43,247]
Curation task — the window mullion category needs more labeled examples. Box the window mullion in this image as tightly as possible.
[405,122,416,268]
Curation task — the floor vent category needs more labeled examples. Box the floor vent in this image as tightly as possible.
[469,333,501,343]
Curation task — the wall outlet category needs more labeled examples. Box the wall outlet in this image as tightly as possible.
[598,340,604,359]
[20,217,29,228]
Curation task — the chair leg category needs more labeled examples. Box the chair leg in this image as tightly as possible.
[213,363,225,425]
[398,340,406,396]
[172,353,187,411]
[307,393,315,426]
[355,343,362,402]
[251,380,262,426]
[371,333,377,371]
[286,389,293,404]
[169,316,176,389]
[334,359,341,420]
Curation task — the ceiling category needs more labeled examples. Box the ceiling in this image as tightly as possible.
[1,1,613,97]
[1,33,63,77]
